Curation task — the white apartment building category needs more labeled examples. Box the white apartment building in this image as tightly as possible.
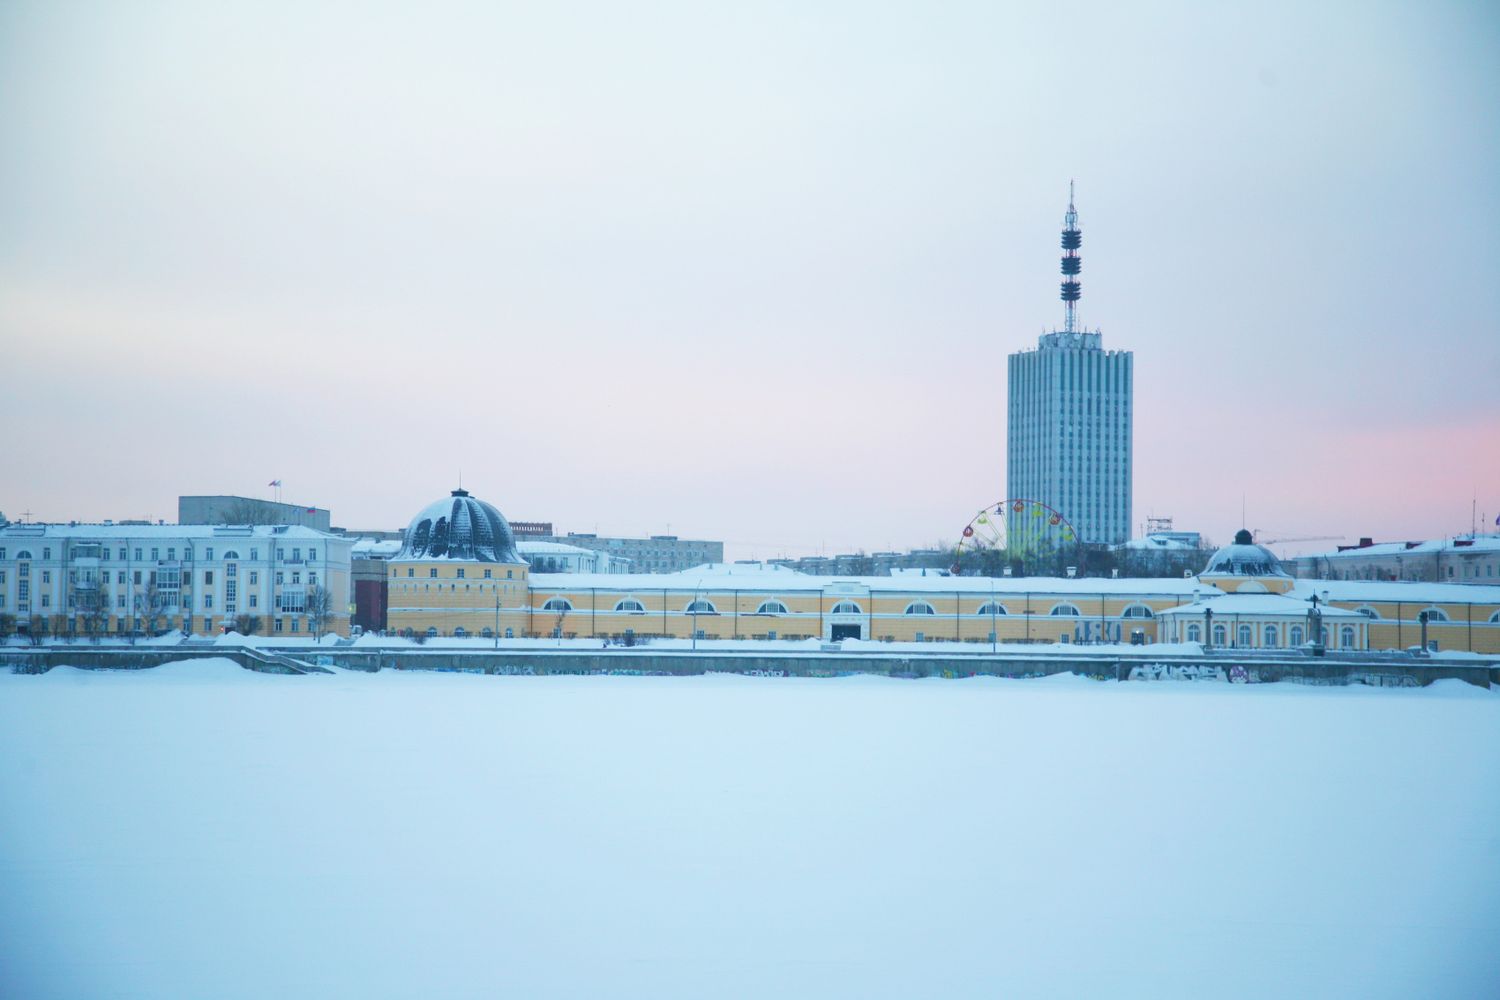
[0,523,353,637]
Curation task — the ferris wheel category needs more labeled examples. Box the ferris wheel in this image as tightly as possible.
[950,498,1081,576]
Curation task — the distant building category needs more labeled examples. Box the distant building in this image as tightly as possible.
[770,549,950,577]
[544,533,723,574]
[179,495,331,532]
[1288,534,1500,584]
[518,541,631,574]
[1007,186,1132,547]
[510,521,554,539]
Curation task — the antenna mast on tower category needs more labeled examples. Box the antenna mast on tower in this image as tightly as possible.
[1060,180,1082,334]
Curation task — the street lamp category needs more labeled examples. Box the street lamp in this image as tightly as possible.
[494,593,501,650]
[691,579,703,651]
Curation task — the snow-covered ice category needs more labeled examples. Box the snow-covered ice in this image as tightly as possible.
[1,661,1497,999]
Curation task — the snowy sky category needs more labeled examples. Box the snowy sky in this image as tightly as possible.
[2,1,1498,559]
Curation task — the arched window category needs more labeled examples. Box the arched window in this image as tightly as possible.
[615,599,646,613]
[1121,604,1154,619]
[829,601,862,615]
[425,627,438,638]
[904,601,937,616]
[453,627,467,638]
[541,598,574,612]
[1290,625,1304,646]
[1186,624,1201,643]
[976,602,1008,616]
[1264,624,1279,647]
[481,627,493,638]
[504,627,514,638]
[222,550,240,560]
[1354,606,1380,619]
[685,599,717,615]
[1049,603,1081,616]
[1340,625,1356,648]
[16,550,32,560]
[1212,624,1227,646]
[1237,624,1252,647]
[1419,607,1449,622]
[1490,610,1500,624]
[756,600,788,615]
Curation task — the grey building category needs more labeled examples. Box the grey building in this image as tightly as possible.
[179,495,331,532]
[546,533,724,574]
[1006,187,1132,547]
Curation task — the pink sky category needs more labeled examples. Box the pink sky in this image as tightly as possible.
[2,2,1498,560]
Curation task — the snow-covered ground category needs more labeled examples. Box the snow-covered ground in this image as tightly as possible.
[1,662,1497,999]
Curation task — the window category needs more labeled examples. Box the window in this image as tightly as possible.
[1419,607,1449,622]
[117,571,125,583]
[1186,624,1201,643]
[757,600,788,615]
[204,570,214,585]
[1121,604,1154,619]
[204,595,213,609]
[541,598,574,612]
[976,602,1007,616]
[250,549,258,560]
[1490,611,1500,624]
[291,619,299,632]
[41,594,50,608]
[614,599,646,613]
[904,601,936,616]
[456,568,465,579]
[685,599,717,615]
[1237,624,1252,647]
[167,548,175,560]
[133,570,142,584]
[481,627,493,638]
[1340,625,1356,648]
[308,549,316,560]
[150,549,158,560]
[429,568,438,578]
[118,548,126,560]
[206,547,214,560]
[43,547,51,559]
[1049,603,1081,616]
[117,594,125,608]
[829,601,862,615]
[504,628,513,638]
[1212,624,1227,646]
[1290,625,1304,645]
[454,627,467,638]
[41,570,50,584]
[249,595,257,608]
[407,568,414,577]
[426,627,438,638]
[249,571,257,585]
[292,548,301,561]
[483,569,492,579]
[507,570,513,579]
[134,548,142,561]
[1264,625,1279,647]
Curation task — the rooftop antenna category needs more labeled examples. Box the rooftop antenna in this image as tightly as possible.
[1060,180,1082,334]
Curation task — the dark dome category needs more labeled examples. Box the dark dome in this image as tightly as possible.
[398,489,522,562]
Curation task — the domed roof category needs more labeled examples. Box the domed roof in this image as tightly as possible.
[398,489,522,563]
[1202,529,1288,578]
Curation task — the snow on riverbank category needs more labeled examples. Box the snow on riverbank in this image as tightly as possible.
[1,665,1496,999]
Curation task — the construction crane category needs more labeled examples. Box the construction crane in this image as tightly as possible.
[1250,531,1343,547]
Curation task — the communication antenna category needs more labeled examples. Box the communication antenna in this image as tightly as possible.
[1060,180,1082,333]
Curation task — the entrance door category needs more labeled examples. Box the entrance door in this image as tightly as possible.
[830,623,862,641]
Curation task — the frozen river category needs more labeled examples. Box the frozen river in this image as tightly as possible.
[2,661,1497,999]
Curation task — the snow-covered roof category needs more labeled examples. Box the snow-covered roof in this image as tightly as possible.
[1201,530,1289,578]
[518,540,602,556]
[527,566,1221,597]
[350,538,402,557]
[397,489,521,563]
[1288,579,1500,605]
[1307,534,1500,560]
[1158,593,1364,618]
[0,523,342,541]
[1116,535,1198,552]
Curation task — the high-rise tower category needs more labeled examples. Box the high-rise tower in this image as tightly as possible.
[1006,185,1133,550]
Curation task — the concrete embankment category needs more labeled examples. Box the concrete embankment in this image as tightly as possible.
[3,644,1495,687]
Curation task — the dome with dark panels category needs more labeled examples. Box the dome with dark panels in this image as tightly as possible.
[1202,529,1289,578]
[398,489,522,563]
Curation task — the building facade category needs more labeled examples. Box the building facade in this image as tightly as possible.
[1288,534,1500,585]
[379,490,1500,653]
[178,495,332,532]
[1007,189,1132,547]
[542,532,724,574]
[0,523,353,637]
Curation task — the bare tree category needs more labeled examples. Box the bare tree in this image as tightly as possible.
[25,614,47,646]
[220,500,277,525]
[304,584,333,639]
[133,577,164,640]
[79,587,110,643]
[233,613,262,636]
[0,612,15,642]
